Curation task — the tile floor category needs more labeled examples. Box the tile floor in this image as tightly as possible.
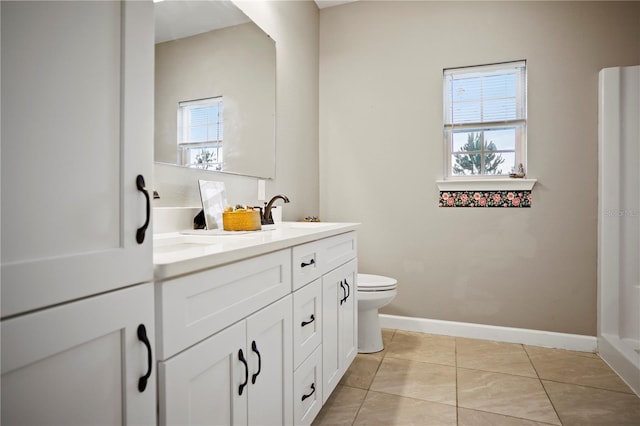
[312,329,640,426]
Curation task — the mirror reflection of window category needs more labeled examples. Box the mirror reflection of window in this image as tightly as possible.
[178,97,224,170]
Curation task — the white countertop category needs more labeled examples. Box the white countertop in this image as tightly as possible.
[153,222,359,280]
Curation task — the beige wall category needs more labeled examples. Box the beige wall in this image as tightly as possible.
[154,0,320,221]
[319,1,640,335]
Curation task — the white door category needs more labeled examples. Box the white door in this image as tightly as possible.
[1,0,154,317]
[159,321,248,426]
[246,295,293,426]
[1,283,156,425]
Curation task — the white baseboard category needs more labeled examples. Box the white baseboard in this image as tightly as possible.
[379,314,598,353]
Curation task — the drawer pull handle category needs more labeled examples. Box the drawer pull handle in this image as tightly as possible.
[301,383,316,402]
[238,349,249,395]
[340,280,346,305]
[137,324,153,392]
[251,341,262,384]
[301,259,316,268]
[301,314,315,327]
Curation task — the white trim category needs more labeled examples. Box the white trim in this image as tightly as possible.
[379,314,597,353]
[437,178,537,192]
[598,334,640,396]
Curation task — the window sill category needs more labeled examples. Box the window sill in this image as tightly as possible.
[436,178,537,192]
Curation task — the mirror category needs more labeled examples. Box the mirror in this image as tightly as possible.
[154,0,276,178]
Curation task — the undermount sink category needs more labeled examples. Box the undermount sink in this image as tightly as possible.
[153,235,222,254]
[286,222,338,229]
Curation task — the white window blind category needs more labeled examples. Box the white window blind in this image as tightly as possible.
[443,61,527,177]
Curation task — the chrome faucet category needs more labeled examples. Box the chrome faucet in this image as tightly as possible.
[262,194,290,225]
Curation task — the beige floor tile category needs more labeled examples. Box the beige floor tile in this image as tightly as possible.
[370,357,457,405]
[458,407,559,426]
[369,328,395,358]
[457,338,537,378]
[525,345,634,393]
[457,368,561,425]
[312,385,367,426]
[543,380,640,426]
[385,331,456,366]
[353,390,457,426]
[340,354,382,390]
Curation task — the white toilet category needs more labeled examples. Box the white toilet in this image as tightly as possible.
[357,273,398,353]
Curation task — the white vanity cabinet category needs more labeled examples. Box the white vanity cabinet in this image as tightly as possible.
[159,296,292,426]
[155,250,293,426]
[322,259,358,402]
[154,226,358,426]
[1,284,156,425]
[291,231,358,416]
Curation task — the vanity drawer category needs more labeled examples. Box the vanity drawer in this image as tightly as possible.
[292,231,357,290]
[293,278,322,369]
[156,249,291,360]
[294,345,323,426]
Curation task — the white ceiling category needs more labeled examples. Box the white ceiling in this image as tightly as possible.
[154,0,250,44]
[154,0,357,44]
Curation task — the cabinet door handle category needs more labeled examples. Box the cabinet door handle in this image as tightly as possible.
[136,175,150,244]
[301,383,316,402]
[300,258,315,268]
[339,280,346,305]
[301,314,315,327]
[238,349,249,395]
[251,340,262,384]
[137,324,153,392]
[344,279,351,301]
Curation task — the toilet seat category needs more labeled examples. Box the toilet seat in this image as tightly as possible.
[358,273,397,292]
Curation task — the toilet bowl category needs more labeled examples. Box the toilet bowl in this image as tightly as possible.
[357,273,397,353]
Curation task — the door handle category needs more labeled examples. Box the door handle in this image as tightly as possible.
[251,340,262,384]
[136,175,150,244]
[238,349,249,395]
[137,324,152,392]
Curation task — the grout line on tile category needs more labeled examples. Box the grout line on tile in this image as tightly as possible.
[459,407,562,426]
[540,378,640,396]
[350,389,369,426]
[524,343,564,426]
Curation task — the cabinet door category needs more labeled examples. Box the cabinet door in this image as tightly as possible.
[322,259,358,403]
[246,295,293,426]
[1,284,156,426]
[322,267,342,402]
[1,0,154,317]
[159,321,248,426]
[339,260,358,370]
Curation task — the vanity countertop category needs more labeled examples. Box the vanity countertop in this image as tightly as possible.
[153,222,359,280]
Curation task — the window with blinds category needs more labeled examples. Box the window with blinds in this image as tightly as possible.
[178,97,224,171]
[443,61,527,177]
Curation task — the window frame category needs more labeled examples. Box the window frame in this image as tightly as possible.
[177,96,224,171]
[443,60,527,180]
